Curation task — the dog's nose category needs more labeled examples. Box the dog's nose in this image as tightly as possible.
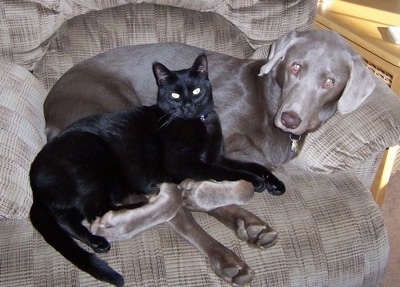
[281,111,302,129]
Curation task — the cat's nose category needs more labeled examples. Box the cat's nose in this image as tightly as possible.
[182,106,196,118]
[183,103,193,112]
[183,101,192,108]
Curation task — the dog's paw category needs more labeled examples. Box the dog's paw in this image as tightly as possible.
[91,183,183,242]
[210,248,255,286]
[90,212,113,234]
[90,211,121,241]
[235,219,278,249]
[90,217,103,235]
[179,179,254,212]
[91,208,140,241]
[91,211,138,242]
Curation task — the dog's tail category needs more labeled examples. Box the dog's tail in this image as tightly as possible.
[29,200,124,287]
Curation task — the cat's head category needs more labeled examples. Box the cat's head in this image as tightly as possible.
[152,54,213,119]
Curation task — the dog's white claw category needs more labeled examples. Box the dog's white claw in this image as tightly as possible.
[178,178,196,190]
[233,271,255,286]
[236,220,249,241]
[247,225,266,238]
[258,231,278,248]
[210,256,254,286]
[222,267,240,277]
[234,218,278,249]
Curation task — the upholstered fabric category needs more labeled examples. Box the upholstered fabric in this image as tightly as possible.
[0,61,46,219]
[0,0,399,286]
[0,166,389,286]
[0,0,317,69]
[32,3,255,91]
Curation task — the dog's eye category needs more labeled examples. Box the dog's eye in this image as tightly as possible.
[171,92,180,99]
[193,88,201,95]
[323,78,335,88]
[291,63,301,75]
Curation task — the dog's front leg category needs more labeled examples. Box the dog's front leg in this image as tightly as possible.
[91,183,182,241]
[208,205,278,249]
[168,208,255,285]
[179,179,254,212]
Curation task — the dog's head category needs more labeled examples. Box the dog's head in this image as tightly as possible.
[258,30,375,135]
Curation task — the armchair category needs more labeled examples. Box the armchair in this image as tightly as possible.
[1,1,399,286]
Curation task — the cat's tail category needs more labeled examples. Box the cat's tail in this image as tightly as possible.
[29,200,124,287]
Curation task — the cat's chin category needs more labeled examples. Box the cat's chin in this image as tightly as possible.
[181,112,204,119]
[184,108,214,120]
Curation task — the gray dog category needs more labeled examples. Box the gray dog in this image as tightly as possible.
[43,30,375,285]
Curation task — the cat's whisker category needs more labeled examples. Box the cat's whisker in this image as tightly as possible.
[158,113,170,123]
[159,113,178,129]
[158,113,172,129]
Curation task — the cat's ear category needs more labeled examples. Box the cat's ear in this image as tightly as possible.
[191,54,208,75]
[152,62,171,86]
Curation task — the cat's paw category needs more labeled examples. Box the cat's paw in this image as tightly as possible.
[244,164,285,195]
[250,173,285,195]
[179,179,254,212]
[263,174,285,195]
[250,176,270,193]
[91,209,138,242]
[88,234,111,253]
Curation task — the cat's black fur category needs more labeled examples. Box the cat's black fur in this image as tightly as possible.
[29,55,285,286]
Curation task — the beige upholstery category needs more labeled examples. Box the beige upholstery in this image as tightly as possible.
[1,1,399,286]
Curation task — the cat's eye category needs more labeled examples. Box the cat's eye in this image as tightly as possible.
[171,92,180,99]
[192,88,201,95]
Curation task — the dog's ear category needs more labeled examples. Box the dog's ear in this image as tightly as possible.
[258,31,301,76]
[337,55,375,114]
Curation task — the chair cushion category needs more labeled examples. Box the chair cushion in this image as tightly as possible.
[0,0,317,69]
[0,166,388,286]
[33,2,256,90]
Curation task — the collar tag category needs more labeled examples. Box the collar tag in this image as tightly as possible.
[289,133,301,153]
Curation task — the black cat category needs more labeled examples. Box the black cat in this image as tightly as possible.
[29,54,285,286]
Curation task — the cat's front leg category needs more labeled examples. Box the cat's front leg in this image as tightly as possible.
[91,183,182,241]
[219,157,285,195]
[249,166,286,195]
[261,171,286,195]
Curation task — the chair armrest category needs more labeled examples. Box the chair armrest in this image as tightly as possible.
[0,61,47,219]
